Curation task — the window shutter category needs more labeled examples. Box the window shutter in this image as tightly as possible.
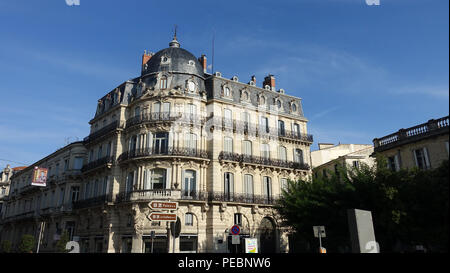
[394,155,400,171]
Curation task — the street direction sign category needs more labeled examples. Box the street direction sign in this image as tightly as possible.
[231,225,241,235]
[313,226,326,238]
[149,212,177,222]
[150,201,178,210]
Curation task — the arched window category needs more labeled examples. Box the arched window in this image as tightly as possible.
[293,123,301,137]
[186,133,197,150]
[294,149,304,164]
[263,176,272,203]
[183,170,196,197]
[243,140,252,156]
[278,146,287,161]
[278,120,285,136]
[126,172,135,193]
[185,213,193,226]
[243,174,253,201]
[224,137,233,153]
[280,178,288,192]
[160,76,167,89]
[224,86,231,97]
[277,99,282,109]
[224,172,234,201]
[261,143,270,159]
[224,108,232,127]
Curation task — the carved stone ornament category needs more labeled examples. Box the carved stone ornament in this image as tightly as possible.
[252,205,260,215]
[241,165,256,175]
[260,168,273,176]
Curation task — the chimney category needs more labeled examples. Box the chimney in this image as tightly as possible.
[142,50,153,72]
[263,74,275,91]
[198,54,207,73]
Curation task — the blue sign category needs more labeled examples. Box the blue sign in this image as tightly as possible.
[231,225,240,235]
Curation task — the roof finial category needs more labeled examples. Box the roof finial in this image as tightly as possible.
[169,25,180,48]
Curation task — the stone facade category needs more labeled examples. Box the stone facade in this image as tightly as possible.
[0,36,313,253]
[372,116,449,171]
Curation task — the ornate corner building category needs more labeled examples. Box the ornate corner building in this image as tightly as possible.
[0,35,313,253]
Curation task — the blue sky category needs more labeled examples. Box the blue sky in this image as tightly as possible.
[0,0,448,168]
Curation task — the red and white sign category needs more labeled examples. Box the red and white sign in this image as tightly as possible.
[150,201,178,210]
[32,167,48,187]
[149,212,177,222]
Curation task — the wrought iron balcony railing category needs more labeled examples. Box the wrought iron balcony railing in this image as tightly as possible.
[118,147,209,162]
[126,112,206,128]
[210,118,313,143]
[84,120,122,144]
[114,190,278,205]
[81,156,114,172]
[72,194,112,210]
[207,191,279,205]
[219,151,310,170]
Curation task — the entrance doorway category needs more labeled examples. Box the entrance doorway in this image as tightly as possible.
[259,217,276,253]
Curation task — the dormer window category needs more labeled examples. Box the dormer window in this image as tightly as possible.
[160,76,168,89]
[222,85,232,98]
[259,95,266,106]
[291,103,298,113]
[161,56,170,64]
[276,99,282,109]
[188,60,195,66]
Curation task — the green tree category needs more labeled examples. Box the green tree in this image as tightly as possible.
[18,234,36,253]
[0,240,12,253]
[276,158,449,253]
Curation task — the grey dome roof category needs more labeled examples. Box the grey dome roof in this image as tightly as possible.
[142,39,204,78]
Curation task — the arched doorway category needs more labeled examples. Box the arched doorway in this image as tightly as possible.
[259,217,276,253]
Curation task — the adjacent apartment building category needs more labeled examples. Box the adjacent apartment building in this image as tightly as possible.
[311,143,375,178]
[0,35,313,253]
[372,116,449,171]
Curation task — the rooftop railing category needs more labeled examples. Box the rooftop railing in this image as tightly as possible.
[374,116,449,151]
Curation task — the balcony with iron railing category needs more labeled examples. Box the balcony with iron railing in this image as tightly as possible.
[117,147,209,163]
[126,112,206,129]
[83,120,123,144]
[81,156,115,173]
[374,116,449,152]
[72,194,112,210]
[208,117,313,143]
[115,189,279,205]
[207,191,280,205]
[116,189,179,203]
[219,151,310,171]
